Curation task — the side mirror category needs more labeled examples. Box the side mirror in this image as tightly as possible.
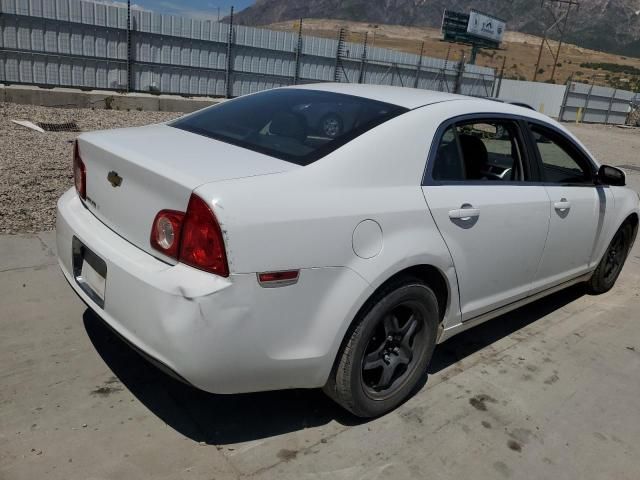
[597,165,626,187]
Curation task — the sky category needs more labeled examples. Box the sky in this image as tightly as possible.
[132,0,256,20]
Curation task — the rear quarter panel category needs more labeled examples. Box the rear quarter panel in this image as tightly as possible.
[193,105,464,366]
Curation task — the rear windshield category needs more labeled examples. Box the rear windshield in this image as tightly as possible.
[170,88,408,166]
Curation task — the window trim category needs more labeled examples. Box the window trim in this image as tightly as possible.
[524,120,599,187]
[422,113,542,186]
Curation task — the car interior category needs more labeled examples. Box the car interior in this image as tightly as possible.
[432,121,524,182]
[172,89,407,165]
[529,125,593,184]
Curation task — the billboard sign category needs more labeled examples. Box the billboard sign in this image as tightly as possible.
[467,10,506,44]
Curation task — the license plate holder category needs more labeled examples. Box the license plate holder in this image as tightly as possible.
[72,237,107,308]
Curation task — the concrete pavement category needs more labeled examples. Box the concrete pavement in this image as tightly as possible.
[2,135,640,479]
[2,215,640,479]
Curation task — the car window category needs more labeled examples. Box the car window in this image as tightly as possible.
[529,125,593,184]
[432,127,464,181]
[170,89,407,166]
[432,120,525,182]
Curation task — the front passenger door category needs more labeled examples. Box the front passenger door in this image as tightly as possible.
[423,118,550,321]
[528,124,610,292]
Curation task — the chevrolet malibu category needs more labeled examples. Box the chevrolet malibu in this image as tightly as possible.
[57,84,639,417]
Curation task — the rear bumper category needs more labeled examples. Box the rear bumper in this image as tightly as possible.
[66,278,194,387]
[56,188,369,393]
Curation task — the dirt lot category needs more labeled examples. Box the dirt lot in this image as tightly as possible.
[1,105,640,479]
[567,123,640,167]
[0,103,181,234]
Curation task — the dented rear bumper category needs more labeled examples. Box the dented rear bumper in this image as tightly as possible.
[56,188,369,393]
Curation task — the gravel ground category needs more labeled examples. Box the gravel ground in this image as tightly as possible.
[567,123,640,168]
[0,102,638,234]
[0,103,181,234]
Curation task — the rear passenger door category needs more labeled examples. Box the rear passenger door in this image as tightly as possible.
[526,123,610,292]
[422,117,550,321]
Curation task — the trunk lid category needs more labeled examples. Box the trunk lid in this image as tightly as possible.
[77,124,296,263]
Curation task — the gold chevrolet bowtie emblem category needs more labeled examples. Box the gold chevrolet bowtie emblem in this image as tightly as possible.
[107,171,123,188]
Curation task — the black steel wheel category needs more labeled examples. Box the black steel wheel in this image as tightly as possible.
[588,222,634,294]
[324,277,439,417]
[361,301,427,399]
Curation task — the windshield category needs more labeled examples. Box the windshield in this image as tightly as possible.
[170,89,408,166]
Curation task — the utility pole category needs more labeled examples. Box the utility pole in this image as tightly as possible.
[469,45,479,65]
[438,44,451,93]
[293,19,303,85]
[454,51,466,94]
[533,31,546,81]
[334,27,347,83]
[413,41,424,89]
[126,0,132,92]
[495,55,507,97]
[358,32,368,84]
[225,6,234,98]
[550,0,579,82]
[533,0,579,82]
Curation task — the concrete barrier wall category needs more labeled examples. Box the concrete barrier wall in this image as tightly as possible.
[496,79,567,118]
[560,82,634,125]
[0,84,221,111]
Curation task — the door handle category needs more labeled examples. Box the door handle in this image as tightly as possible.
[554,198,571,211]
[448,206,480,220]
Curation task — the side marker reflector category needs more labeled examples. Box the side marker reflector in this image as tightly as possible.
[257,270,300,288]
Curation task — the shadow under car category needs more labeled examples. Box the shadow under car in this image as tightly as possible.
[83,284,586,445]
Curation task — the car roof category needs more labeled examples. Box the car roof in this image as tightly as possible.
[486,97,536,110]
[286,84,547,118]
[287,83,464,109]
[286,83,585,150]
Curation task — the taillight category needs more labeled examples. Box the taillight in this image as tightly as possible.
[73,141,86,200]
[179,194,229,277]
[150,194,229,277]
[150,210,184,259]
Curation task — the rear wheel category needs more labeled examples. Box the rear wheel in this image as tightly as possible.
[324,277,439,417]
[588,223,634,294]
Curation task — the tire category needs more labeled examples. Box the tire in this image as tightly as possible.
[588,222,634,294]
[324,277,439,418]
[320,113,343,138]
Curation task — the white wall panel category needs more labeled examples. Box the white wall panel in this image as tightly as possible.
[0,0,497,98]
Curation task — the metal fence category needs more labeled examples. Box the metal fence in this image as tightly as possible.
[0,0,496,98]
[559,81,635,125]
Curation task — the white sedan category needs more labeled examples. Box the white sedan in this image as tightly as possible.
[57,84,639,417]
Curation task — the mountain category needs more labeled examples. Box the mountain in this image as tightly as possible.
[233,0,640,57]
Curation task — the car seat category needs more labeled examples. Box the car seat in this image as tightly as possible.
[458,134,488,180]
[269,112,308,142]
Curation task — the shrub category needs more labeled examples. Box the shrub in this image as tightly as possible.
[579,62,640,75]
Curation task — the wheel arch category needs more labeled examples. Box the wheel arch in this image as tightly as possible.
[624,212,639,230]
[325,263,451,385]
[623,212,639,245]
[609,212,639,251]
[379,265,450,323]
[356,264,451,326]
